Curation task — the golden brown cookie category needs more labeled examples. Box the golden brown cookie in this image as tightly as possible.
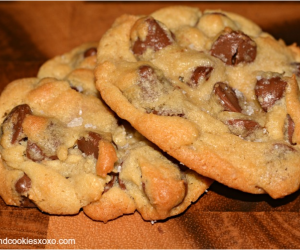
[0,77,116,214]
[0,42,211,222]
[37,42,99,96]
[95,6,300,199]
[38,42,98,79]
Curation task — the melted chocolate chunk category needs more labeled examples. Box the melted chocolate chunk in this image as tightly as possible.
[138,65,160,101]
[103,173,126,193]
[103,174,117,193]
[77,132,102,158]
[15,174,31,194]
[139,65,155,79]
[255,76,287,112]
[227,119,261,138]
[26,141,46,162]
[188,66,213,88]
[214,82,242,112]
[287,115,296,145]
[118,177,126,190]
[227,119,260,131]
[132,17,173,55]
[4,104,32,144]
[211,30,257,65]
[84,47,97,58]
[20,197,36,208]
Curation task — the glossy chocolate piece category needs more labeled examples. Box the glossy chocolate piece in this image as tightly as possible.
[77,132,102,159]
[211,30,256,65]
[137,65,161,101]
[15,174,31,194]
[214,82,242,112]
[227,119,260,132]
[188,66,213,88]
[20,197,37,208]
[287,115,296,145]
[26,141,46,162]
[4,104,32,144]
[84,47,97,58]
[227,119,261,138]
[132,17,173,55]
[103,173,126,193]
[255,76,287,112]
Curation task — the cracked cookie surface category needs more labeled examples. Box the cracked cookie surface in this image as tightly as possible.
[95,6,300,198]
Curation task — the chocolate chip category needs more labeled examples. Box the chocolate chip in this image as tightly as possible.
[211,30,257,65]
[255,76,287,112]
[103,174,117,193]
[138,65,160,101]
[132,17,173,55]
[15,174,31,194]
[26,141,46,162]
[118,177,126,190]
[227,119,260,131]
[103,173,126,193]
[188,66,213,88]
[214,82,242,112]
[227,119,261,138]
[291,62,300,77]
[139,65,155,79]
[20,197,36,208]
[4,104,32,144]
[286,115,296,145]
[77,132,102,158]
[84,47,97,58]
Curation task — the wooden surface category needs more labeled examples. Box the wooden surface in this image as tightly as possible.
[1,1,300,249]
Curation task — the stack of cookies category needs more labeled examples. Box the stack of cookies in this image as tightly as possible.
[1,6,300,223]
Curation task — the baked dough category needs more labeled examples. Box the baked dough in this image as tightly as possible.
[95,6,300,199]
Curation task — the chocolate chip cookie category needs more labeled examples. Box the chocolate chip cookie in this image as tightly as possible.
[0,76,117,215]
[0,43,211,222]
[84,122,211,222]
[38,42,98,79]
[38,42,99,96]
[95,6,300,199]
